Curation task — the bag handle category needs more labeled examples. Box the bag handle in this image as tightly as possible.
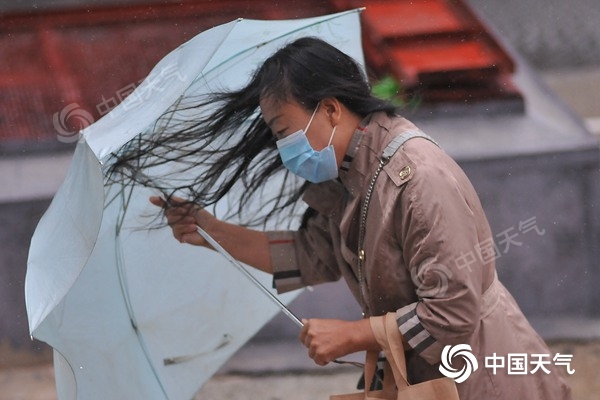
[370,313,411,389]
[361,350,397,397]
[362,350,379,392]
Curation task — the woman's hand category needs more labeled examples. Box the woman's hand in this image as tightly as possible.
[149,196,216,247]
[299,318,380,366]
[148,195,274,274]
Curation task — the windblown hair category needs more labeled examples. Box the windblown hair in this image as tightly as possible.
[107,37,398,227]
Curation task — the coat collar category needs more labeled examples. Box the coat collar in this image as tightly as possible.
[301,112,395,213]
[338,111,394,198]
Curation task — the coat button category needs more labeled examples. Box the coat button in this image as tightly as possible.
[399,166,411,180]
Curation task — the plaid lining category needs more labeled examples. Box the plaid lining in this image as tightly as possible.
[267,231,303,292]
[340,125,366,172]
[269,239,295,245]
[273,270,301,280]
[395,302,437,355]
[272,270,303,291]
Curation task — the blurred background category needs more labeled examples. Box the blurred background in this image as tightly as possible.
[1,0,599,399]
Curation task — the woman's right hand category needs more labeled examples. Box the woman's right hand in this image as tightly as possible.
[149,196,217,248]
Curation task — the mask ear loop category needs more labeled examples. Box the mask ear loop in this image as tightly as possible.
[304,102,320,132]
[327,126,337,146]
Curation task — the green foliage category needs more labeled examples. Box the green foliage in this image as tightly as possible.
[371,75,422,110]
[371,75,405,106]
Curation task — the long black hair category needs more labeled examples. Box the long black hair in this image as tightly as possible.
[108,37,397,227]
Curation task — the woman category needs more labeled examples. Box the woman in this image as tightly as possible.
[131,37,571,398]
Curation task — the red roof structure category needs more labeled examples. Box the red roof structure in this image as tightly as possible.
[335,0,522,104]
[0,0,522,151]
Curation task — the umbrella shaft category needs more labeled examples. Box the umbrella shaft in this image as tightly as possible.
[196,227,304,328]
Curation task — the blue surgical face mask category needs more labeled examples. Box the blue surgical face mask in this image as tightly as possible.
[276,104,338,183]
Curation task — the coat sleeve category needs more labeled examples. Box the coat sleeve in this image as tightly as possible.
[392,143,490,365]
[267,208,342,294]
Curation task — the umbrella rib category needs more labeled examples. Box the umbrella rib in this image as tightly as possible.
[104,188,122,210]
[115,180,134,234]
[111,185,172,398]
[114,227,172,398]
[193,8,364,87]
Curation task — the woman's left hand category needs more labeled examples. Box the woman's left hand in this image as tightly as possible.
[299,318,379,366]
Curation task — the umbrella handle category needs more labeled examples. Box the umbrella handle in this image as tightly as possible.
[196,226,304,328]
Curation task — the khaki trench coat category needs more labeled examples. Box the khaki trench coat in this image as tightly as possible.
[267,112,572,399]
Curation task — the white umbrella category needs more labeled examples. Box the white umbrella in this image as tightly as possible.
[25,10,365,400]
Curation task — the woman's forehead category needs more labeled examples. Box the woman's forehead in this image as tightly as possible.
[260,97,312,129]
[260,96,302,116]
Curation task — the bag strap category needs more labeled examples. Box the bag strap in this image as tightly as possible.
[370,313,411,390]
[381,130,438,160]
[361,350,379,391]
[357,130,438,316]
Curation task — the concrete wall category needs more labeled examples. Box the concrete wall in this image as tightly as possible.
[0,199,53,367]
[460,149,600,318]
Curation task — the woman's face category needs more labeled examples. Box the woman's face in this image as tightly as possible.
[259,96,334,151]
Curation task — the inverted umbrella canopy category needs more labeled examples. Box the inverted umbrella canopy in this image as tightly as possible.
[25,10,365,400]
